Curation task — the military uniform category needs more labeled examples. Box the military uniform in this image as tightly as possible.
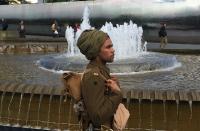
[81,60,122,130]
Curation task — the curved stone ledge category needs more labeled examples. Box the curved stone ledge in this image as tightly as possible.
[0,41,67,54]
[0,83,198,130]
[1,82,200,102]
[0,82,63,95]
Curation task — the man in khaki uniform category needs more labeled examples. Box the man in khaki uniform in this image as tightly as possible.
[77,29,122,130]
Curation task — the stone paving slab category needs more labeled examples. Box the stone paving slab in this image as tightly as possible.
[147,42,200,53]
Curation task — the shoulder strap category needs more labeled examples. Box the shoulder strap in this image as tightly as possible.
[81,68,108,81]
[98,72,107,81]
[95,67,108,81]
[81,68,91,81]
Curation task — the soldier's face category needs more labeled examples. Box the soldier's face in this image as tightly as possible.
[99,38,115,63]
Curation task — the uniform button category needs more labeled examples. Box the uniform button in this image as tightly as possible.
[94,81,98,85]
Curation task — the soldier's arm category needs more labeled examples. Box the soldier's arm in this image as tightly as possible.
[82,72,122,126]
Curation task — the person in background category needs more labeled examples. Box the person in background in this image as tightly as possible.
[1,18,8,31]
[74,23,80,33]
[18,20,26,38]
[158,23,168,48]
[77,29,122,130]
[51,20,59,37]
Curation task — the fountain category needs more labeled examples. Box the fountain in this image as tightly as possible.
[1,4,200,131]
[24,89,34,128]
[38,6,181,74]
[0,83,80,130]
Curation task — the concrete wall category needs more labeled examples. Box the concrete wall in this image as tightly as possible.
[0,31,18,40]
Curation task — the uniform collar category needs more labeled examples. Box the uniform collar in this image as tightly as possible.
[87,60,110,74]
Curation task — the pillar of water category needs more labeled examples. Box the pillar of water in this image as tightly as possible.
[101,21,147,59]
[150,100,153,130]
[0,91,6,123]
[14,85,27,127]
[0,83,11,125]
[176,100,179,118]
[24,93,34,128]
[65,26,76,56]
[6,84,19,126]
[189,100,192,119]
[35,88,45,129]
[80,6,91,31]
[67,98,73,129]
[35,96,43,129]
[45,94,53,130]
[15,92,24,127]
[65,6,147,60]
[44,88,56,130]
[58,95,63,129]
[0,84,9,124]
[65,6,91,57]
[7,92,16,126]
[163,100,167,123]
[23,86,36,128]
[138,99,142,129]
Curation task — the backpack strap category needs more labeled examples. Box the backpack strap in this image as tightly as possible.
[98,71,107,81]
[81,68,91,81]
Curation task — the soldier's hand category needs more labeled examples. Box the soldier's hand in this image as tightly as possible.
[106,79,121,92]
[110,76,120,87]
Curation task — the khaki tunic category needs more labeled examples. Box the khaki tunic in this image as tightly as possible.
[81,60,122,129]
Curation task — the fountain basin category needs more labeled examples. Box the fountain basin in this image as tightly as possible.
[38,52,181,74]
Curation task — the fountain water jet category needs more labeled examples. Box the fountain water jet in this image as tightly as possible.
[35,87,45,129]
[67,99,73,129]
[0,83,11,124]
[163,100,167,123]
[0,91,6,123]
[24,93,34,128]
[7,84,21,126]
[45,88,55,129]
[189,100,192,119]
[7,92,16,126]
[15,93,24,127]
[58,95,63,129]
